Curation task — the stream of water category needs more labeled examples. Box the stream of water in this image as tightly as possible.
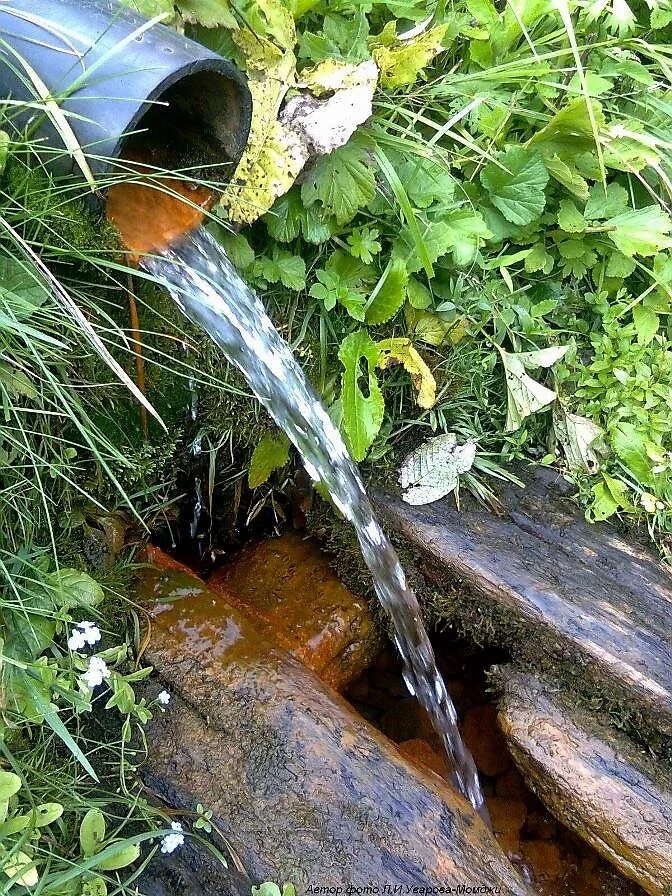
[143,225,487,818]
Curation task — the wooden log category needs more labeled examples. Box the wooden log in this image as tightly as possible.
[497,668,672,896]
[138,563,534,894]
[375,468,672,740]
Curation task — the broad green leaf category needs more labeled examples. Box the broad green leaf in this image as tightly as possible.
[584,182,628,220]
[80,809,106,857]
[605,250,636,279]
[480,147,548,226]
[373,25,448,88]
[34,802,64,827]
[557,199,585,233]
[255,251,306,290]
[499,346,568,432]
[543,154,589,201]
[606,206,672,257]
[407,278,432,309]
[48,568,104,610]
[93,843,141,871]
[398,156,455,209]
[0,255,50,320]
[399,433,476,505]
[633,304,659,345]
[0,771,21,801]
[82,877,108,896]
[524,242,554,274]
[301,134,377,226]
[376,337,436,408]
[264,189,333,244]
[338,330,384,461]
[249,432,291,488]
[530,98,606,158]
[366,258,408,324]
[612,423,653,485]
[122,0,176,17]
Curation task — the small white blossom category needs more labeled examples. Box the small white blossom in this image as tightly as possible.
[81,655,110,689]
[67,621,101,651]
[160,821,184,854]
[156,690,171,710]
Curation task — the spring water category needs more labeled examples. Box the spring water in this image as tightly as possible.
[144,225,487,818]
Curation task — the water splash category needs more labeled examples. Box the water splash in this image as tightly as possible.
[144,226,487,818]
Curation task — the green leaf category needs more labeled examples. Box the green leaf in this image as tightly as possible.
[252,885,282,896]
[398,157,455,210]
[249,432,291,488]
[557,199,585,233]
[524,242,554,274]
[480,147,549,226]
[301,134,376,226]
[34,802,64,827]
[338,330,384,461]
[632,304,659,345]
[347,226,381,264]
[407,278,432,309]
[0,255,50,320]
[2,849,38,887]
[0,131,9,175]
[584,182,628,220]
[365,258,408,324]
[48,568,104,610]
[92,842,141,871]
[0,771,21,801]
[612,423,653,485]
[606,206,672,257]
[80,809,106,857]
[543,154,589,201]
[264,189,334,244]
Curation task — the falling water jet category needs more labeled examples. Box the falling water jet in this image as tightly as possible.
[140,225,489,821]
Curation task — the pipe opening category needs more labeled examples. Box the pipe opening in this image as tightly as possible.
[118,68,248,182]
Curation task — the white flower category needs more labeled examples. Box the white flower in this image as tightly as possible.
[81,656,110,689]
[160,822,184,854]
[156,690,171,710]
[67,621,101,651]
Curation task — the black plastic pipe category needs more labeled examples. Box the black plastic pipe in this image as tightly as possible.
[0,0,252,190]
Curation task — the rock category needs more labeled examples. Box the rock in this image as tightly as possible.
[496,768,528,799]
[520,841,563,885]
[397,738,451,779]
[376,468,672,742]
[139,562,534,893]
[379,696,438,745]
[497,668,672,896]
[208,534,381,691]
[489,796,527,856]
[463,704,511,777]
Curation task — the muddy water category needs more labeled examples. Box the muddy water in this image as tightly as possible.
[347,644,647,896]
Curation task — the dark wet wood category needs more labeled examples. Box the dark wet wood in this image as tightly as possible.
[139,562,533,894]
[497,668,672,896]
[375,468,672,737]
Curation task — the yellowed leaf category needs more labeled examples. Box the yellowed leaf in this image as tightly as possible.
[376,337,436,409]
[373,25,448,89]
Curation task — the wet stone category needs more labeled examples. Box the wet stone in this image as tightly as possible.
[463,704,511,777]
[208,533,382,691]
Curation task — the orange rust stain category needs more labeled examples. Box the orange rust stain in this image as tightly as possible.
[107,168,213,262]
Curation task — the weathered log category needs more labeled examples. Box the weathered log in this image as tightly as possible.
[496,668,672,896]
[375,468,672,741]
[138,563,534,894]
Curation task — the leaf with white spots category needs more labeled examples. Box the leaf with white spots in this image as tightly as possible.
[498,346,568,432]
[399,433,476,505]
